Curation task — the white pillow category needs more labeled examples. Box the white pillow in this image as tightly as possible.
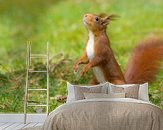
[66,82,109,103]
[67,82,75,103]
[138,83,149,102]
[84,93,126,99]
[108,82,149,102]
[108,83,135,93]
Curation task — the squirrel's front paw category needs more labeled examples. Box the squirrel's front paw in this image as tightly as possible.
[80,65,90,77]
[79,70,85,77]
[73,64,78,73]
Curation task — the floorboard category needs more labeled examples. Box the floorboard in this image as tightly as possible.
[0,122,43,130]
[0,123,14,130]
[22,123,38,129]
[35,123,43,127]
[4,123,21,130]
[0,114,45,130]
[13,123,30,130]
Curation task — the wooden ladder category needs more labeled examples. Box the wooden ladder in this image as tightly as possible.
[24,41,49,124]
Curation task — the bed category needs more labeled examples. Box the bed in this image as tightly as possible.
[40,82,163,130]
[42,98,163,130]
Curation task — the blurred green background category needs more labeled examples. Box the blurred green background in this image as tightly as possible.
[0,0,163,113]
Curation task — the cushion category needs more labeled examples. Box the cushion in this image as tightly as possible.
[109,82,149,101]
[66,82,109,102]
[110,84,140,99]
[138,83,149,102]
[84,93,126,99]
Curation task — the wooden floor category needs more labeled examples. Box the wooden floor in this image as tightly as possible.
[0,114,47,130]
[0,122,43,130]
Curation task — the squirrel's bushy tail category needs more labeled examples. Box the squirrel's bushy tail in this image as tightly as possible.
[124,36,163,84]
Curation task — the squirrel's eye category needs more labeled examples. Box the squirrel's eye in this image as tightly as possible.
[95,17,99,21]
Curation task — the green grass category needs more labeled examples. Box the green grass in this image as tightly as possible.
[0,0,163,113]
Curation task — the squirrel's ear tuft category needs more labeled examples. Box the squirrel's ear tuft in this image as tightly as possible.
[101,14,120,26]
[106,14,120,21]
[98,13,107,18]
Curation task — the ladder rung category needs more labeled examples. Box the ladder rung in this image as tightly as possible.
[30,56,47,59]
[30,54,47,57]
[30,57,47,59]
[27,104,47,107]
[28,70,47,73]
[28,88,47,91]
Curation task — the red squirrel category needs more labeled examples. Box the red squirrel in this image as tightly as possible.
[73,13,163,85]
